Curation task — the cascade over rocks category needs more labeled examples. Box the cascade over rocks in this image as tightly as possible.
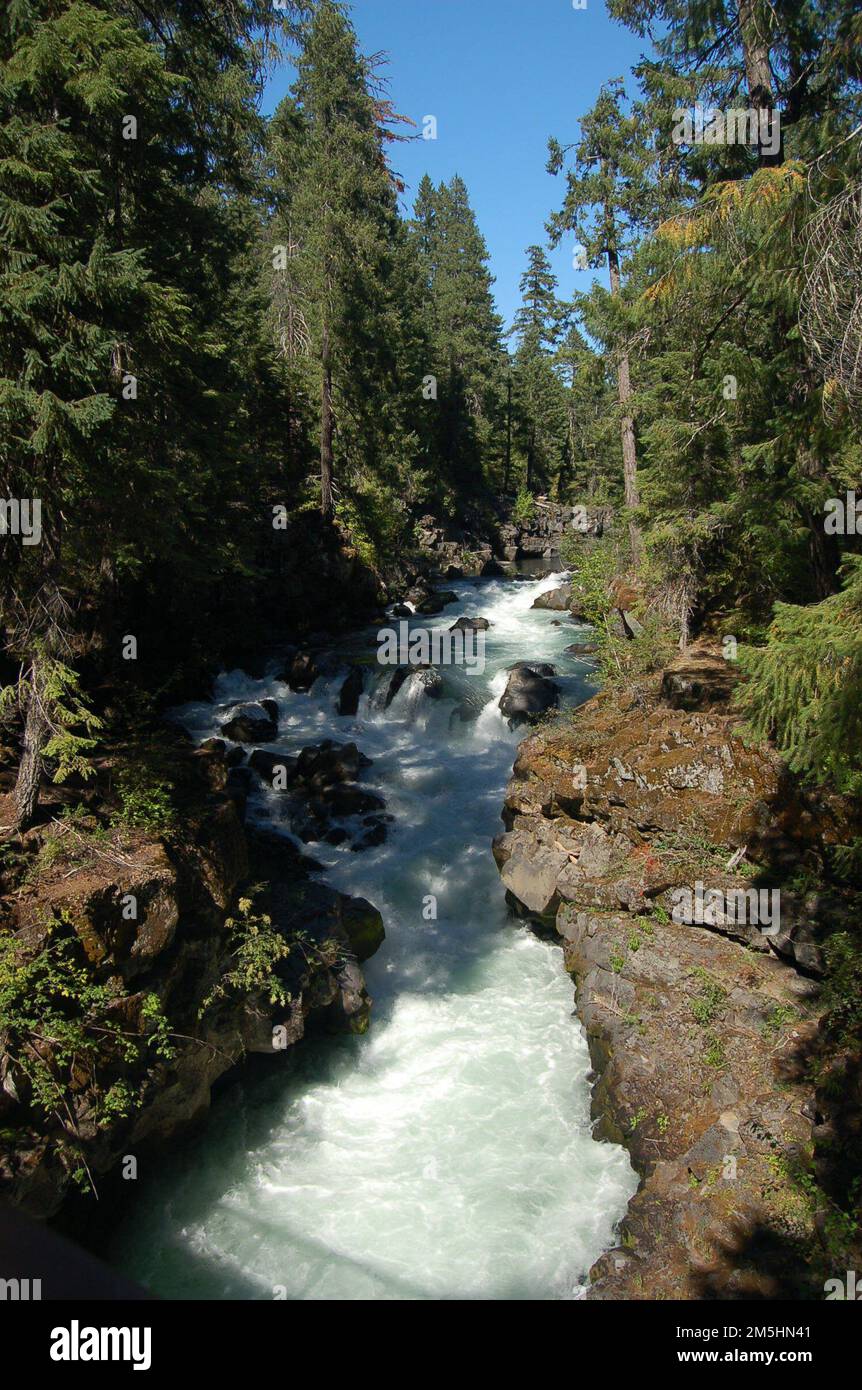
[338,665,365,715]
[382,664,443,710]
[246,738,386,852]
[220,702,278,743]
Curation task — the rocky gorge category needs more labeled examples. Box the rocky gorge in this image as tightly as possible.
[2,553,858,1301]
[494,640,862,1298]
[0,732,385,1220]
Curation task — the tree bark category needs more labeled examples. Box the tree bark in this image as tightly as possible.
[737,0,781,164]
[607,244,643,564]
[504,371,512,493]
[802,505,841,599]
[320,322,334,522]
[14,661,47,830]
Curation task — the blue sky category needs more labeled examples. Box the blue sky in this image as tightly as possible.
[262,0,649,331]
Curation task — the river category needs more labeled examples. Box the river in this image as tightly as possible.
[106,567,637,1299]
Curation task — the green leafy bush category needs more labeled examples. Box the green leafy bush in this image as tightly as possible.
[111,766,175,834]
[0,656,103,787]
[513,487,536,525]
[199,894,293,1016]
[0,919,174,1183]
[559,536,616,623]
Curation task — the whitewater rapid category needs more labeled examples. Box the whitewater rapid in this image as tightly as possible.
[108,569,637,1299]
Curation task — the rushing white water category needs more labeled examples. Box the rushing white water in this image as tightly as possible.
[108,570,637,1300]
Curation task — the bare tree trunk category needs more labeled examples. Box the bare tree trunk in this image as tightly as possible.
[504,372,512,493]
[738,0,774,110]
[679,587,692,651]
[14,661,46,830]
[802,505,841,599]
[607,244,643,565]
[320,322,334,523]
[738,0,781,164]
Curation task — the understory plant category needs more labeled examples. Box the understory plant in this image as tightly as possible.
[0,916,174,1187]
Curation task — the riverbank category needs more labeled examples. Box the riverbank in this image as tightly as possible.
[495,641,862,1298]
[0,729,385,1220]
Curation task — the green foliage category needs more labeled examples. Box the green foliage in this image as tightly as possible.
[38,658,103,784]
[760,1005,797,1040]
[821,931,862,1051]
[199,894,293,1016]
[509,245,569,495]
[690,968,727,1026]
[408,172,506,501]
[268,1,429,526]
[0,656,103,786]
[702,1033,726,1069]
[0,917,173,1171]
[833,839,862,884]
[737,557,862,793]
[513,487,536,525]
[594,613,677,696]
[654,825,734,876]
[111,765,175,834]
[561,538,616,623]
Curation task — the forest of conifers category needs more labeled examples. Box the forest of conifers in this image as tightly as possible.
[2,0,861,831]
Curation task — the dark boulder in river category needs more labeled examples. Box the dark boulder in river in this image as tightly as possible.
[449,616,490,632]
[282,651,318,692]
[416,590,458,615]
[296,740,372,786]
[220,703,278,743]
[499,662,559,729]
[249,750,299,786]
[338,665,365,716]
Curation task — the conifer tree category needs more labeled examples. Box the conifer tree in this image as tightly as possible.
[409,174,504,502]
[269,0,422,533]
[0,0,295,825]
[510,246,568,495]
[548,80,657,562]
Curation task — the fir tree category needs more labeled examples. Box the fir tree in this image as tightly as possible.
[548,79,657,562]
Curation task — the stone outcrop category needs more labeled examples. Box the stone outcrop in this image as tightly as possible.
[495,654,861,1298]
[498,503,609,560]
[245,737,389,851]
[449,616,490,632]
[413,502,611,570]
[0,740,385,1219]
[660,640,742,711]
